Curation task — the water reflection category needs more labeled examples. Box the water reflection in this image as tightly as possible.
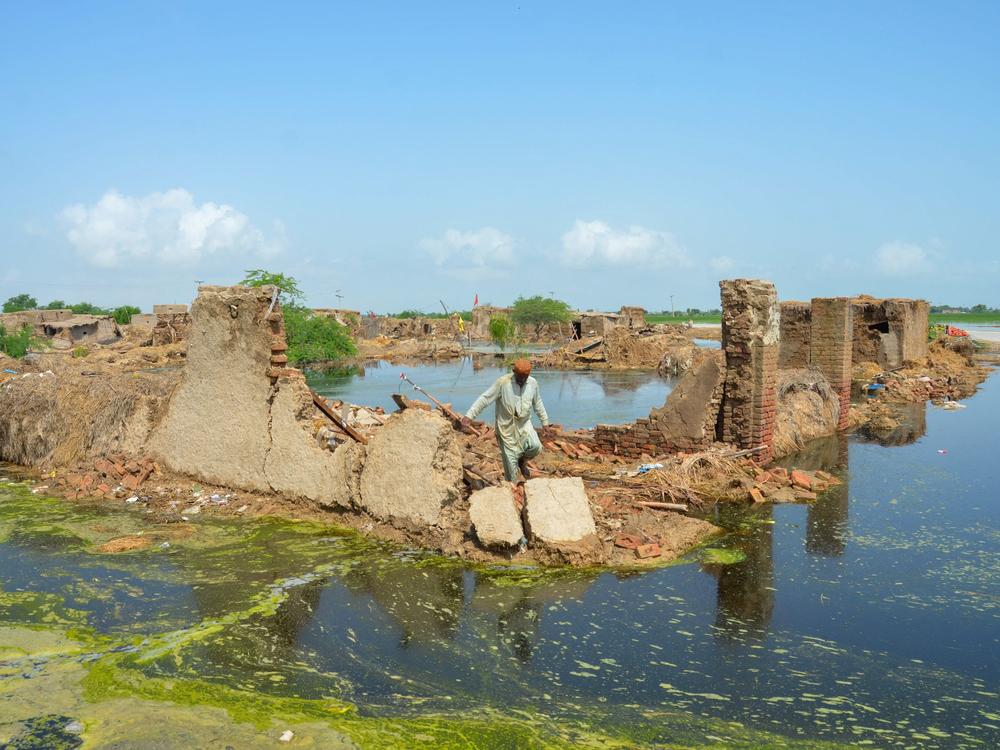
[853,400,928,446]
[343,562,465,648]
[710,434,852,641]
[308,358,675,430]
[712,507,775,641]
[469,573,597,666]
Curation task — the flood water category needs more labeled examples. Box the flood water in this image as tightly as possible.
[309,358,678,429]
[2,376,999,747]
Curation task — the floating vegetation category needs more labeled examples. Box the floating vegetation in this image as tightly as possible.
[699,547,748,565]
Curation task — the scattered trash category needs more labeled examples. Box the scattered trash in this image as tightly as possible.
[636,463,664,475]
[64,720,83,734]
[125,496,139,503]
[937,449,948,454]
[159,542,170,549]
[236,504,249,513]
[183,505,201,515]
[939,401,967,410]
[279,730,294,742]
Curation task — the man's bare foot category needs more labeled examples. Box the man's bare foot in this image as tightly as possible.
[518,455,531,479]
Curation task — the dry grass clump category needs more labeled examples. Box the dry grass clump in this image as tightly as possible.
[772,368,840,458]
[0,370,176,467]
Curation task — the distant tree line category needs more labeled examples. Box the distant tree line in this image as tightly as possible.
[929,304,998,314]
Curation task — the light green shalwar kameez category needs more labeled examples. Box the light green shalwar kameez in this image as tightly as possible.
[466,373,549,481]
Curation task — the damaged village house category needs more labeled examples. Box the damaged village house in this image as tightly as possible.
[0,280,977,567]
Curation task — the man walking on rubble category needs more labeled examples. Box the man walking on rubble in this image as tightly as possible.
[464,359,550,481]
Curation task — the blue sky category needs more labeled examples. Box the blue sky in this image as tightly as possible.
[1,1,998,313]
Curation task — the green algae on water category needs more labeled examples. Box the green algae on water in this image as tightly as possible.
[700,547,747,565]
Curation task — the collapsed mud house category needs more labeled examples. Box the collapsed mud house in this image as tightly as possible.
[0,308,123,348]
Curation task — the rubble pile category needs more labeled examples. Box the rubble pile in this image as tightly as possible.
[56,454,159,500]
[743,465,842,504]
[534,328,695,370]
[150,312,192,346]
[852,339,990,404]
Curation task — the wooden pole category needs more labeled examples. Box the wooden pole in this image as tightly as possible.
[312,392,368,445]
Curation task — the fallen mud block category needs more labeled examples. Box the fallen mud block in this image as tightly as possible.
[468,484,524,548]
[524,477,597,546]
[358,409,464,526]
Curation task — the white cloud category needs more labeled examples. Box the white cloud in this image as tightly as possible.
[420,227,515,281]
[61,188,283,267]
[709,255,736,272]
[875,241,932,276]
[558,220,691,268]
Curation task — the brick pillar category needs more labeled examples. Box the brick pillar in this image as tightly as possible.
[809,297,853,431]
[720,279,779,462]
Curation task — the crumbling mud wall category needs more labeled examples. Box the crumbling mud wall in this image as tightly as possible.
[778,301,811,369]
[809,297,853,431]
[148,285,464,516]
[719,279,779,462]
[851,297,929,368]
[593,350,725,457]
[148,285,370,504]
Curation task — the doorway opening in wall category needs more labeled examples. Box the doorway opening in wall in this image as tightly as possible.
[868,321,890,333]
[572,321,582,339]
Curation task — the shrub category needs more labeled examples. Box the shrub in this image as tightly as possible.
[72,346,89,358]
[0,324,37,358]
[111,305,141,325]
[488,315,518,351]
[283,306,357,364]
[238,269,356,364]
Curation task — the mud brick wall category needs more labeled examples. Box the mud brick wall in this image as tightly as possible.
[719,279,779,462]
[778,301,811,368]
[885,299,929,363]
[810,297,853,431]
[591,350,726,459]
[850,297,929,368]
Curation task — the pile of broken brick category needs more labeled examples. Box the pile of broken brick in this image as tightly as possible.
[746,466,841,504]
[56,455,158,500]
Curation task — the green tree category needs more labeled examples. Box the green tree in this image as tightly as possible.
[2,294,38,313]
[44,300,67,310]
[971,303,987,313]
[240,269,304,302]
[69,302,110,315]
[509,295,572,334]
[488,315,517,351]
[238,270,355,364]
[111,305,141,325]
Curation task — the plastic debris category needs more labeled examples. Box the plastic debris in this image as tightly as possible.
[279,730,294,742]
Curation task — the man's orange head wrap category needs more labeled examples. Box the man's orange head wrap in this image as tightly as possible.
[512,359,532,378]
